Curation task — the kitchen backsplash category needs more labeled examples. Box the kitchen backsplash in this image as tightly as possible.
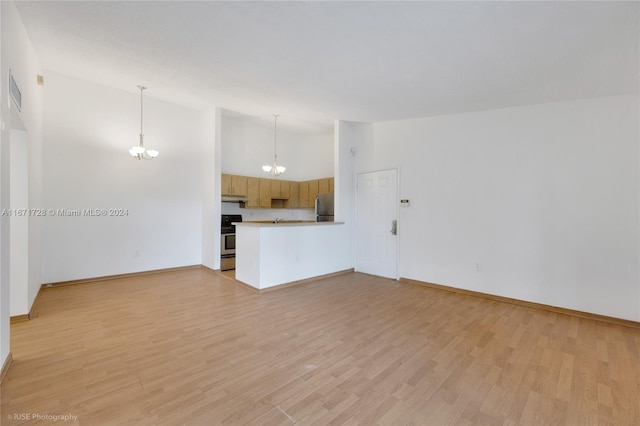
[221,202,315,222]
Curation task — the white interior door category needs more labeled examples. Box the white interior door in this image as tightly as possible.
[356,169,398,279]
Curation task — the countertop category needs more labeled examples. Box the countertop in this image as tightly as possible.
[234,221,344,227]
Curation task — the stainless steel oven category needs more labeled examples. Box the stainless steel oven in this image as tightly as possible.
[220,233,236,271]
[221,214,241,271]
[221,233,236,256]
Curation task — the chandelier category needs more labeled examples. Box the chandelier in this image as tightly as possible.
[129,85,159,160]
[262,114,286,176]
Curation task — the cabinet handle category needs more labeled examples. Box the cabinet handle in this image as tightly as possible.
[391,220,397,236]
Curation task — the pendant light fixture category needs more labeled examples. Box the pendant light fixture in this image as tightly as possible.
[262,114,286,176]
[129,85,159,160]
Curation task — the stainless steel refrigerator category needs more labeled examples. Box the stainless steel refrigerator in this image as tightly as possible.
[315,193,334,222]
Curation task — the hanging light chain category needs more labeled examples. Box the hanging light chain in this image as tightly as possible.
[129,85,158,160]
[139,85,145,147]
[138,86,146,146]
[262,114,285,175]
[274,114,279,163]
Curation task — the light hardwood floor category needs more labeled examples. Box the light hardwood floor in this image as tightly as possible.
[2,268,639,425]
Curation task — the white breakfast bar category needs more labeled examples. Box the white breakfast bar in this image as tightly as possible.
[234,221,351,291]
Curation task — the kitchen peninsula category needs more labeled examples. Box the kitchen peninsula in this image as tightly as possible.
[234,221,351,291]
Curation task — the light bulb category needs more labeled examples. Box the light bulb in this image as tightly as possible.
[130,146,145,155]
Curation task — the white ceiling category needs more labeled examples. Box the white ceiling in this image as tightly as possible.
[14,1,639,132]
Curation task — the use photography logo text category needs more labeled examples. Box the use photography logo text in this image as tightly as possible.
[8,413,78,422]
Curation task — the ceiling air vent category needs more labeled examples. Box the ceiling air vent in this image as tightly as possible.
[9,70,22,111]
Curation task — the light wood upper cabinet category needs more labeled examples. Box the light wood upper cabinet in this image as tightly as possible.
[222,174,332,209]
[232,175,247,196]
[270,180,290,199]
[286,182,299,208]
[246,177,260,208]
[222,174,248,196]
[318,178,330,194]
[270,180,280,199]
[299,181,309,208]
[329,177,334,193]
[308,179,319,208]
[259,179,272,208]
[280,181,290,199]
[221,174,232,195]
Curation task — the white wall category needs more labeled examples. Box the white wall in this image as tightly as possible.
[355,94,640,321]
[201,107,220,270]
[9,129,28,316]
[42,72,204,283]
[0,0,44,368]
[334,120,366,269]
[221,114,333,181]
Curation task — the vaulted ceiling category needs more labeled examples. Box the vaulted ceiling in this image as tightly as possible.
[15,1,639,131]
